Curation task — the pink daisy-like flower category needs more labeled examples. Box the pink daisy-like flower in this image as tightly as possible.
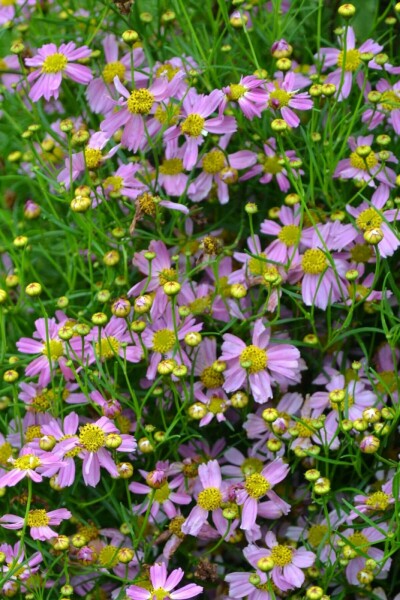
[181,459,227,536]
[70,316,142,366]
[333,135,397,205]
[240,137,302,191]
[244,531,316,591]
[57,131,120,189]
[260,205,304,264]
[157,146,189,197]
[348,478,395,522]
[318,27,383,101]
[0,54,21,90]
[86,34,147,114]
[362,79,400,134]
[101,75,173,152]
[0,508,71,541]
[333,198,400,259]
[195,389,231,426]
[129,465,191,520]
[164,88,237,169]
[55,414,137,487]
[222,75,269,120]
[188,135,256,204]
[19,380,86,410]
[126,562,203,600]
[16,317,75,387]
[0,542,42,598]
[221,319,301,403]
[235,459,290,530]
[0,0,35,26]
[25,42,92,102]
[340,525,391,585]
[97,163,147,202]
[0,448,64,487]
[128,240,175,297]
[265,72,312,127]
[40,412,81,488]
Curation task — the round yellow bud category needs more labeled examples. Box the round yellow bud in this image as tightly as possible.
[306,587,324,600]
[122,30,139,43]
[231,283,247,299]
[118,547,134,563]
[53,535,70,551]
[188,402,207,420]
[105,434,122,449]
[0,290,7,304]
[103,250,120,266]
[338,4,356,18]
[230,391,248,408]
[313,477,331,495]
[70,196,91,212]
[271,118,288,132]
[163,281,181,296]
[117,462,134,478]
[257,556,275,572]
[157,359,176,375]
[13,235,28,248]
[3,370,18,383]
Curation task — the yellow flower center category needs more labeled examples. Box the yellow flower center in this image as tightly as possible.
[159,158,184,175]
[376,370,397,393]
[127,88,155,114]
[158,267,178,286]
[102,61,126,84]
[380,90,400,112]
[15,454,41,470]
[202,149,226,174]
[138,192,156,216]
[261,155,283,174]
[0,59,7,70]
[0,442,13,464]
[245,473,270,498]
[116,415,131,434]
[350,243,373,263]
[197,487,223,510]
[84,148,103,169]
[248,253,268,276]
[270,544,294,566]
[79,424,106,452]
[98,545,119,568]
[240,345,268,374]
[268,88,292,108]
[365,491,390,510]
[352,284,369,300]
[151,589,171,600]
[78,523,100,541]
[217,275,232,298]
[241,457,264,476]
[301,248,327,275]
[348,532,369,550]
[182,461,200,478]
[152,329,176,353]
[181,114,205,137]
[154,482,171,503]
[228,83,247,100]
[208,396,227,415]
[295,418,315,438]
[356,207,382,231]
[169,515,185,539]
[31,390,54,413]
[42,340,64,360]
[349,151,378,171]
[103,175,124,193]
[188,295,211,315]
[95,336,120,360]
[27,509,49,527]
[156,63,180,81]
[278,224,300,247]
[200,366,224,389]
[60,434,81,458]
[42,53,68,74]
[25,425,42,442]
[337,48,362,72]
[308,524,328,547]
[1,0,17,5]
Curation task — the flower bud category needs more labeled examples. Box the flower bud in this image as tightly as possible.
[262,407,279,423]
[305,469,321,482]
[118,547,134,563]
[184,332,202,347]
[313,477,331,495]
[257,556,275,572]
[188,402,207,420]
[117,462,134,477]
[230,391,248,408]
[0,290,7,304]
[134,294,153,314]
[70,195,91,212]
[338,4,356,18]
[321,83,336,96]
[367,91,381,103]
[346,269,359,281]
[91,312,108,326]
[131,320,146,333]
[163,281,181,296]
[231,283,247,299]
[352,418,368,432]
[306,587,324,600]
[103,250,120,266]
[105,434,122,449]
[173,365,188,378]
[111,298,131,317]
[122,30,139,43]
[3,370,18,383]
[245,202,258,214]
[60,585,74,596]
[138,437,154,453]
[364,227,383,245]
[276,58,292,71]
[271,118,288,132]
[71,534,87,548]
[303,334,319,345]
[53,535,70,551]
[359,435,380,454]
[157,359,176,375]
[266,438,282,452]
[13,235,28,248]
[39,435,56,451]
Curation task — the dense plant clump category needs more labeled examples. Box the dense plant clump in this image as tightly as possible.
[0,1,400,599]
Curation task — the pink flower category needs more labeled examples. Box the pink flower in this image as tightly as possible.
[0,542,42,597]
[0,448,64,487]
[341,525,390,585]
[188,136,256,204]
[0,508,71,540]
[86,34,147,114]
[318,27,383,100]
[244,531,316,591]
[16,317,75,387]
[126,562,203,599]
[128,240,175,297]
[235,459,290,530]
[195,389,231,426]
[240,137,302,191]
[265,72,312,127]
[164,88,236,169]
[222,75,269,120]
[225,570,275,599]
[362,79,400,134]
[260,205,304,264]
[182,460,226,536]
[97,163,147,201]
[57,131,119,189]
[221,319,301,403]
[129,466,191,519]
[25,42,92,102]
[101,76,173,152]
